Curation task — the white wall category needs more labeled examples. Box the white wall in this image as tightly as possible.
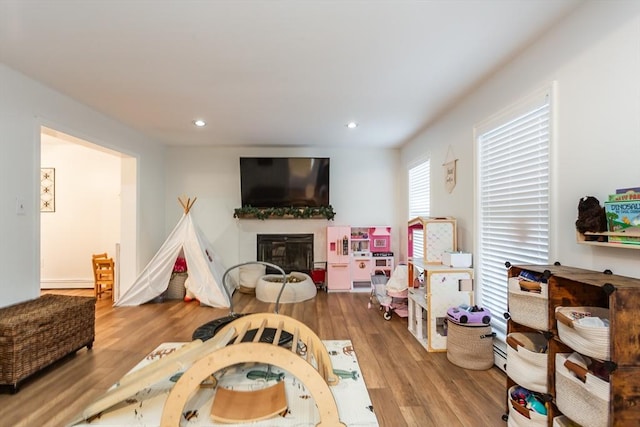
[0,64,166,308]
[40,134,121,288]
[165,146,401,268]
[400,1,640,278]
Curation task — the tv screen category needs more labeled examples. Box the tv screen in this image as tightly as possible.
[240,157,330,208]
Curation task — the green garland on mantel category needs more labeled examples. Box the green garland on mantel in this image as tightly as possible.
[233,205,336,220]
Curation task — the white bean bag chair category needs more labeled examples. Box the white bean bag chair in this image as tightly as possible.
[256,272,317,303]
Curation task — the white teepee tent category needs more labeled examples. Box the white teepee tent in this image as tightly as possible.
[115,197,234,307]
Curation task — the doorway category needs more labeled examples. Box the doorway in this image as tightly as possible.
[40,126,137,301]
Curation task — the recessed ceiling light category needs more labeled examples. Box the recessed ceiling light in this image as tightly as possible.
[346,122,358,129]
[193,119,206,127]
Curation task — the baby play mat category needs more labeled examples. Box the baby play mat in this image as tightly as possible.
[73,340,377,427]
[255,272,317,303]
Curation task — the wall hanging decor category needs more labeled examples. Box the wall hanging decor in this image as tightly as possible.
[443,146,458,194]
[41,167,55,212]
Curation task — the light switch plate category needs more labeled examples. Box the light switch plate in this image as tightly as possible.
[16,197,26,215]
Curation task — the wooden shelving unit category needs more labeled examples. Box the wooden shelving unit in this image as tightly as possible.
[505,264,640,426]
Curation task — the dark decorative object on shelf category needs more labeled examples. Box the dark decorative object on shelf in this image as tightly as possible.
[575,196,607,241]
[233,205,336,220]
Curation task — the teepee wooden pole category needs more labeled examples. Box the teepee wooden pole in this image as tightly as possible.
[177,196,197,214]
[178,197,187,212]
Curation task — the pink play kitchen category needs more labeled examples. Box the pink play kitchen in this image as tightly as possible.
[326,226,393,291]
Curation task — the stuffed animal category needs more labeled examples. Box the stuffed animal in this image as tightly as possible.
[575,196,607,240]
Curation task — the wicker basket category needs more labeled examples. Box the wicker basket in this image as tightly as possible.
[507,386,548,427]
[508,277,548,330]
[446,321,495,370]
[506,332,548,393]
[167,272,188,299]
[555,306,610,360]
[555,353,609,427]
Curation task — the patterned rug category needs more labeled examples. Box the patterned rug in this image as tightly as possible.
[74,340,378,426]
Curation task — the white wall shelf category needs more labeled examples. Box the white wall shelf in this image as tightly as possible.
[576,231,640,250]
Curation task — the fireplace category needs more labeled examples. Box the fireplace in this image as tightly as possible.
[257,234,314,275]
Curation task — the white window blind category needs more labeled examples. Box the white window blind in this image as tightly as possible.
[412,229,424,260]
[409,159,430,259]
[475,87,552,343]
[408,159,430,219]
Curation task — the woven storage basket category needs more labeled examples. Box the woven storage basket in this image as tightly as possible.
[507,386,547,427]
[0,294,95,388]
[555,353,609,427]
[506,332,548,393]
[167,272,188,299]
[555,306,610,360]
[446,321,494,370]
[508,277,548,330]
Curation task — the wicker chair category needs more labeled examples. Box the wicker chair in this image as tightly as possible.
[92,253,114,299]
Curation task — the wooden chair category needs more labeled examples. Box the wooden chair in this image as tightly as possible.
[92,253,114,299]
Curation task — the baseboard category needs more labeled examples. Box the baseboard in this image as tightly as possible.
[41,279,93,289]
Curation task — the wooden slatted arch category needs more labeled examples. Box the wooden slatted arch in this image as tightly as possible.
[160,313,345,427]
[68,328,235,425]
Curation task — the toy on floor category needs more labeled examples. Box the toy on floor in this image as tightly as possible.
[447,304,491,325]
[368,265,409,321]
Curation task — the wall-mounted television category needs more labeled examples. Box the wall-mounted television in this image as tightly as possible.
[240,157,330,208]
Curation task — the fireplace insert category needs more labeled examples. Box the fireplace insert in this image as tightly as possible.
[257,234,313,275]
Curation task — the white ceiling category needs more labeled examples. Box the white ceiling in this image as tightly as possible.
[0,0,581,148]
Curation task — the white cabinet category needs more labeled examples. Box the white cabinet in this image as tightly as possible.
[408,260,474,352]
[407,216,473,352]
[408,287,428,348]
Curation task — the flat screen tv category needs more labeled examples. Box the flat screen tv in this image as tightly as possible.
[240,157,330,208]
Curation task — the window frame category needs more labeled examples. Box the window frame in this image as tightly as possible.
[473,83,555,348]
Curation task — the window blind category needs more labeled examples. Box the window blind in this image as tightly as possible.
[408,159,430,219]
[475,87,551,343]
[412,229,424,260]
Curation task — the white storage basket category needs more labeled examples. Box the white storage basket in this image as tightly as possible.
[508,277,548,330]
[506,332,548,393]
[555,353,610,427]
[238,263,266,294]
[507,386,547,427]
[555,306,610,360]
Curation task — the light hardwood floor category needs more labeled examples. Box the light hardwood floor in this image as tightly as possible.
[0,289,507,426]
